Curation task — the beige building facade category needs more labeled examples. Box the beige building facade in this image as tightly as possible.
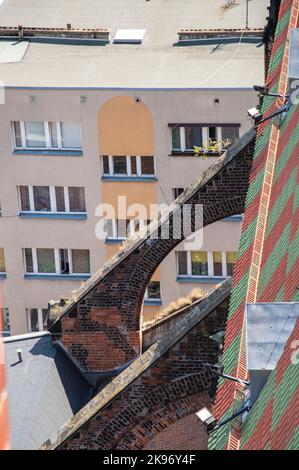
[0,0,269,334]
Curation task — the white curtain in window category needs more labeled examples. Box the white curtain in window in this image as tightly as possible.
[25,121,46,148]
[72,249,90,273]
[61,123,81,148]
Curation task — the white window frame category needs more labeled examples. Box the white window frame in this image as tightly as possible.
[106,219,147,240]
[26,308,47,333]
[1,307,10,334]
[24,248,91,276]
[176,250,235,278]
[144,281,162,300]
[102,155,155,178]
[171,126,224,153]
[0,247,6,273]
[12,121,82,151]
[18,185,86,214]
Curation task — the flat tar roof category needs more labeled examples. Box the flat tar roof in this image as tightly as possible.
[0,0,269,88]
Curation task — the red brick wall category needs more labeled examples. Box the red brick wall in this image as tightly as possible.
[51,136,254,373]
[58,300,228,449]
[144,413,208,451]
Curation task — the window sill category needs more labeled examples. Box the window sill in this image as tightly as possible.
[19,212,87,220]
[169,151,224,157]
[176,275,230,283]
[221,215,243,222]
[24,273,91,280]
[0,273,7,280]
[105,238,125,244]
[1,331,10,338]
[101,176,157,182]
[13,149,83,157]
[144,299,162,306]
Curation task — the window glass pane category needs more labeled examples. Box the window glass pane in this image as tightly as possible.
[209,127,217,140]
[33,186,51,211]
[191,251,208,275]
[72,249,90,273]
[24,248,34,273]
[59,249,70,274]
[173,188,184,199]
[42,309,49,330]
[13,121,22,147]
[147,281,161,299]
[213,252,222,276]
[185,126,202,149]
[177,251,188,275]
[171,127,181,149]
[55,187,66,212]
[117,219,130,239]
[0,248,5,272]
[141,156,154,175]
[68,187,86,212]
[132,219,140,234]
[105,219,114,238]
[222,127,239,146]
[36,249,55,273]
[49,122,59,148]
[19,186,30,211]
[130,156,137,175]
[1,308,10,334]
[102,155,109,174]
[113,156,127,174]
[24,121,46,148]
[28,309,39,332]
[61,123,81,148]
[226,252,237,276]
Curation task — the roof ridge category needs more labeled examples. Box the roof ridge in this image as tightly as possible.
[142,283,222,332]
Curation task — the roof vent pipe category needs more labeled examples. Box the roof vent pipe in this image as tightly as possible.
[17,349,23,362]
[18,24,23,39]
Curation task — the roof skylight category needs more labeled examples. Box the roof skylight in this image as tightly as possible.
[113,29,146,44]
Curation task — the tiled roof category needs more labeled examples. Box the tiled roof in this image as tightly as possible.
[241,317,299,449]
[210,0,299,450]
[4,332,92,449]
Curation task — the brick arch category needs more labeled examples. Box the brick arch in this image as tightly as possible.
[60,372,214,450]
[143,412,208,450]
[116,393,210,450]
[50,129,255,372]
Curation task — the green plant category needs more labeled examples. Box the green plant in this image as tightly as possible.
[194,138,232,159]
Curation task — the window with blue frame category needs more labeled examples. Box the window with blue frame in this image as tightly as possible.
[101,155,155,178]
[18,185,86,215]
[23,248,90,276]
[12,121,82,151]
